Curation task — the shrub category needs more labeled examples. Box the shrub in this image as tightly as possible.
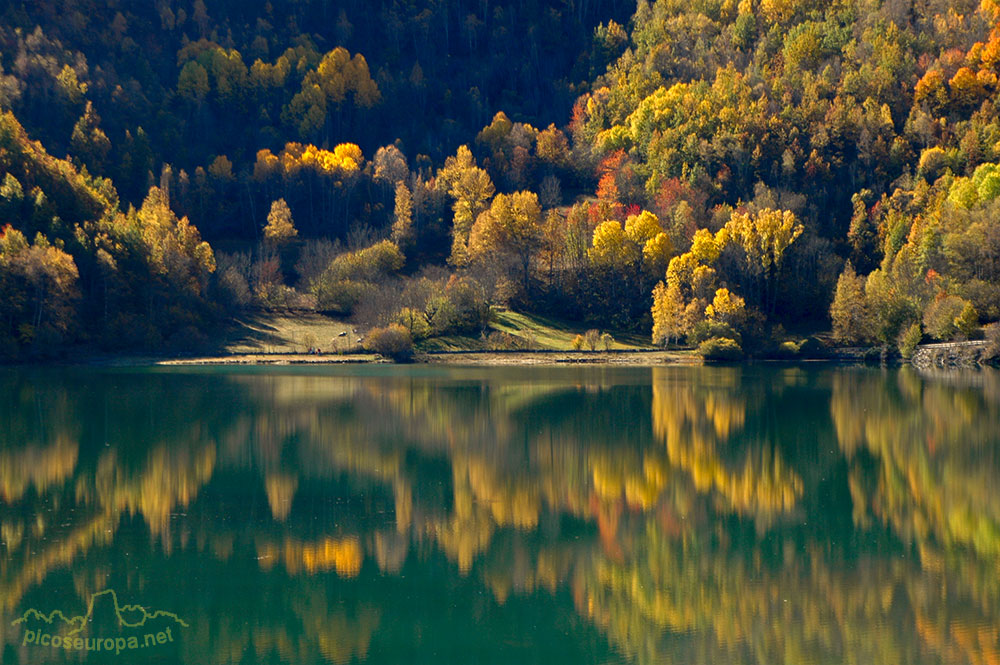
[954,301,979,339]
[584,329,601,350]
[363,324,413,361]
[445,276,492,333]
[217,264,252,310]
[798,337,826,359]
[425,296,458,336]
[313,278,374,314]
[326,240,404,282]
[956,279,1000,321]
[863,346,884,365]
[396,307,431,340]
[923,295,969,340]
[689,320,742,346]
[698,336,744,361]
[898,322,923,359]
[311,240,405,315]
[775,340,800,358]
[571,334,585,350]
[485,331,529,350]
[255,282,298,309]
[600,332,614,351]
[984,322,1000,363]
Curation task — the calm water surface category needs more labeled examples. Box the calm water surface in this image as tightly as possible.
[1,364,999,664]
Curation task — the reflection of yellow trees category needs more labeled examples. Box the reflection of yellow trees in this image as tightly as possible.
[832,369,1000,665]
[0,434,78,501]
[175,580,380,665]
[258,537,363,577]
[465,456,540,529]
[95,443,216,536]
[2,424,220,613]
[265,473,298,521]
[575,518,949,665]
[8,368,1000,665]
[0,513,116,612]
[651,367,802,519]
[832,370,1000,562]
[916,608,1000,665]
[481,545,568,605]
[590,448,670,510]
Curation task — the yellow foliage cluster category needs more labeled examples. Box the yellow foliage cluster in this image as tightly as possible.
[259,536,363,576]
[588,210,672,271]
[254,142,363,181]
[652,368,802,517]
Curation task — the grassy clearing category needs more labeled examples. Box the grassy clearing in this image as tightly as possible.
[415,310,653,352]
[489,310,651,350]
[221,309,655,356]
[223,313,360,354]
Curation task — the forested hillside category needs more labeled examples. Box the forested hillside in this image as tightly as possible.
[1,0,999,359]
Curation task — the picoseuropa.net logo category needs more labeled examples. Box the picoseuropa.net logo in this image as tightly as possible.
[12,588,188,656]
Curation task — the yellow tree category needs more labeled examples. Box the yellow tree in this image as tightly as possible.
[716,208,803,312]
[264,199,297,245]
[652,226,725,345]
[705,288,746,327]
[391,182,413,250]
[437,146,495,267]
[589,220,638,270]
[651,281,687,345]
[830,261,869,343]
[134,186,216,299]
[468,191,542,289]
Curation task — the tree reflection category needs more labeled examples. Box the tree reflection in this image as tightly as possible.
[0,367,999,664]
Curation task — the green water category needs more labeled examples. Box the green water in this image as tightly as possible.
[2,364,999,665]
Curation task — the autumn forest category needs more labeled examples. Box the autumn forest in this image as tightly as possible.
[2,0,1000,359]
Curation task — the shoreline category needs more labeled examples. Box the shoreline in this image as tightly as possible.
[123,350,702,367]
[5,341,994,369]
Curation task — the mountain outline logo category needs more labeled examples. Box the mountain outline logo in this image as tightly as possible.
[12,588,188,635]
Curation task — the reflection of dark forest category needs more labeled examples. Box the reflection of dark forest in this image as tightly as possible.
[2,366,1000,664]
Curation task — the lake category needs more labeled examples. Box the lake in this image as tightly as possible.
[2,364,999,664]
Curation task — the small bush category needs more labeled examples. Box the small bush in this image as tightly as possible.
[255,282,298,309]
[863,346,885,365]
[689,320,742,347]
[983,322,1000,363]
[571,334,585,350]
[600,332,614,351]
[798,337,826,359]
[485,331,529,350]
[313,279,374,314]
[955,302,979,339]
[326,240,404,282]
[363,324,413,361]
[923,295,969,340]
[898,322,923,359]
[445,276,492,333]
[425,296,458,336]
[396,307,431,340]
[698,336,744,361]
[774,340,800,358]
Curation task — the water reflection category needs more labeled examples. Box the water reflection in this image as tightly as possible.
[1,365,999,664]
